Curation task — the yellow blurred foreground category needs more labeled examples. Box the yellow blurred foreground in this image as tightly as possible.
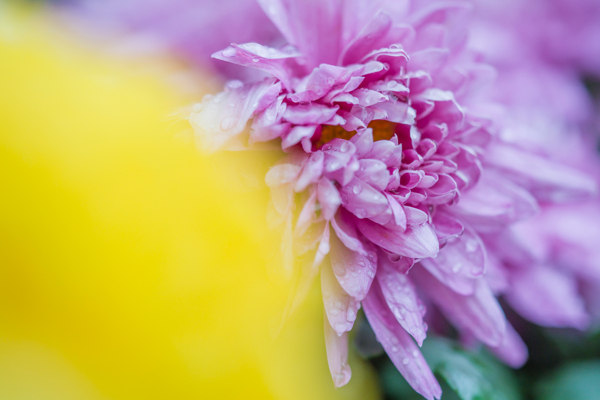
[0,6,379,400]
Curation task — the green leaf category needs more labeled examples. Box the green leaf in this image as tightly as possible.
[535,361,600,400]
[421,337,522,400]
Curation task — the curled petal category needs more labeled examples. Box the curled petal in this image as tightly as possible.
[213,43,300,90]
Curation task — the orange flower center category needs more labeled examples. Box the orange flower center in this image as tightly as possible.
[315,120,397,149]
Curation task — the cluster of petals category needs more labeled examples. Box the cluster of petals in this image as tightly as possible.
[79,0,600,398]
[186,0,600,399]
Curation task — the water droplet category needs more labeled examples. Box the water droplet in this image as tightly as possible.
[353,185,362,194]
[222,47,236,57]
[346,309,356,321]
[465,239,478,252]
[333,262,346,276]
[252,58,260,63]
[220,116,239,131]
[402,357,410,365]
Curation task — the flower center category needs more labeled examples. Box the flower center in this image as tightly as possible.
[315,120,397,148]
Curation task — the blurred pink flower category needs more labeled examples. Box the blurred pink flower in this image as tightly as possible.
[470,0,600,77]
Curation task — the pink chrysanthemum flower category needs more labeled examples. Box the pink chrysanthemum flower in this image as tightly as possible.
[187,1,599,398]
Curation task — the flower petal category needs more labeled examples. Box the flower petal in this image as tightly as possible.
[504,264,590,330]
[322,257,360,336]
[377,253,427,345]
[330,231,377,300]
[363,282,442,400]
[357,219,439,259]
[411,266,506,347]
[324,314,352,387]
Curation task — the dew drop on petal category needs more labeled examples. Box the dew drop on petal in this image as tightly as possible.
[220,116,239,131]
[222,47,236,57]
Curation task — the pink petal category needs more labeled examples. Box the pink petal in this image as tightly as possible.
[284,103,340,125]
[377,255,427,345]
[294,151,325,192]
[339,11,393,65]
[412,267,506,347]
[281,125,318,149]
[317,179,342,221]
[324,314,352,387]
[257,0,343,68]
[363,284,442,400]
[487,322,529,369]
[356,159,390,191]
[340,177,390,219]
[486,143,597,202]
[505,264,590,330]
[358,219,439,259]
[322,258,360,336]
[330,231,377,301]
[420,224,485,296]
[213,43,300,90]
[190,78,281,152]
[350,127,374,158]
[331,209,367,255]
